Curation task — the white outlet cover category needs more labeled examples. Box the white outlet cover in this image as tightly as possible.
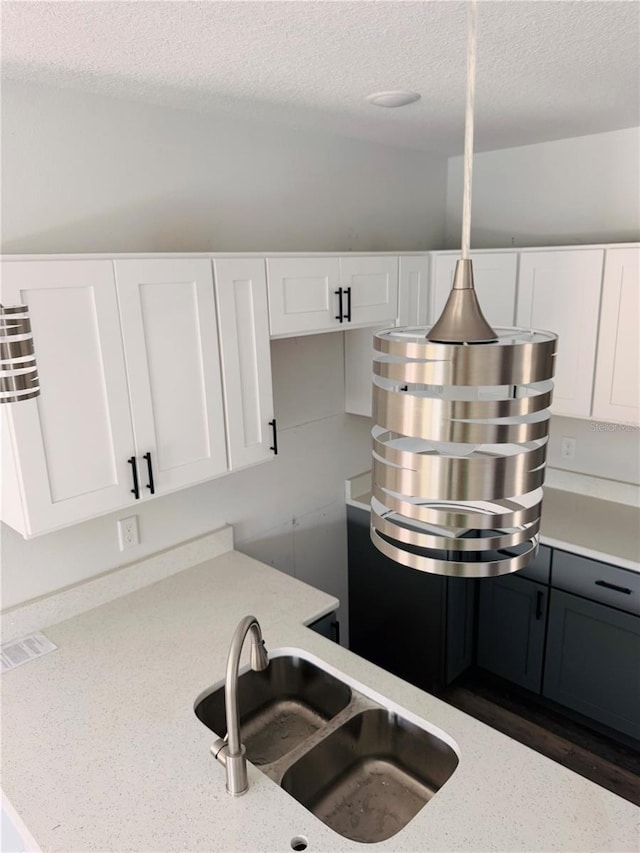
[117,516,139,550]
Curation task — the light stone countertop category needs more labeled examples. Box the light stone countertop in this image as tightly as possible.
[346,473,640,572]
[1,548,638,853]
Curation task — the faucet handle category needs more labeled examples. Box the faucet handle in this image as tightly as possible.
[211,737,228,764]
[211,740,248,795]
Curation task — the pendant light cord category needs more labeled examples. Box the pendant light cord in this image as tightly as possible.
[461,0,476,261]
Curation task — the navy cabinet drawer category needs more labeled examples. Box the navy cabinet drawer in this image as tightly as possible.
[517,544,551,585]
[552,550,640,616]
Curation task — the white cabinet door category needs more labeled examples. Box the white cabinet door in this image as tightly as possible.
[431,252,518,326]
[397,255,430,326]
[517,249,604,418]
[1,260,136,535]
[213,258,276,469]
[267,256,398,337]
[592,247,640,424]
[267,257,341,336]
[345,255,428,417]
[114,259,228,494]
[339,256,398,327]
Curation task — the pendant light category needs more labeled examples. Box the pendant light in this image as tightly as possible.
[0,305,40,403]
[370,0,557,578]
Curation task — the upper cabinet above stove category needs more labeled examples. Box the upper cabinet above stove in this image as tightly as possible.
[266,255,399,337]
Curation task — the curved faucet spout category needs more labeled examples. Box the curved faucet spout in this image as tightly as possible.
[212,615,269,795]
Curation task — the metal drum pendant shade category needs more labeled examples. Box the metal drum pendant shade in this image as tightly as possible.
[370,261,557,578]
[0,305,40,403]
[370,1,557,578]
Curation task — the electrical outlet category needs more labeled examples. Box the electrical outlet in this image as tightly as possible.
[117,515,139,551]
[561,436,576,460]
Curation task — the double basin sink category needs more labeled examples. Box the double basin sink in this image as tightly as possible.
[194,651,459,844]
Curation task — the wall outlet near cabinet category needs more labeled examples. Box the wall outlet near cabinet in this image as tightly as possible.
[561,436,577,460]
[117,515,139,550]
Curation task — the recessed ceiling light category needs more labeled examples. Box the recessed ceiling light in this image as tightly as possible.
[366,91,421,108]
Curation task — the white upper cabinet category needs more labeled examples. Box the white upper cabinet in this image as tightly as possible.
[267,256,398,337]
[431,252,518,326]
[345,255,430,417]
[592,247,640,424]
[338,256,399,327]
[397,255,430,326]
[517,249,604,418]
[114,259,228,493]
[212,258,276,469]
[1,260,136,536]
[2,257,232,537]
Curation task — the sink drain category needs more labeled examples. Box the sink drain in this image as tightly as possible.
[290,836,308,851]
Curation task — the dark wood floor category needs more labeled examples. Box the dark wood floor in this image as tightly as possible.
[441,671,640,807]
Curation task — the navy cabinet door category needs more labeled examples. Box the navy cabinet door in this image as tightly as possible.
[543,589,640,740]
[477,574,548,692]
[347,505,476,692]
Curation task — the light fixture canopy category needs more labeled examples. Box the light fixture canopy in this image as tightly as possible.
[366,90,421,108]
[369,1,557,578]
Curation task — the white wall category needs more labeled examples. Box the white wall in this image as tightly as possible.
[447,128,640,486]
[0,80,448,619]
[446,128,640,249]
[2,80,446,254]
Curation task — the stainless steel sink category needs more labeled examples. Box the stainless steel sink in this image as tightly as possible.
[195,655,352,765]
[280,708,459,843]
[195,650,459,842]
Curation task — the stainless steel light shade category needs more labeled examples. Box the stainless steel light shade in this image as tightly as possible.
[0,305,40,403]
[370,318,557,577]
[370,1,557,577]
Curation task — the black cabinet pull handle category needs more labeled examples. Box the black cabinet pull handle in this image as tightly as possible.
[344,286,352,322]
[128,456,140,500]
[143,451,155,495]
[331,620,341,644]
[335,288,344,322]
[400,385,408,392]
[535,590,544,620]
[595,580,632,595]
[269,419,278,455]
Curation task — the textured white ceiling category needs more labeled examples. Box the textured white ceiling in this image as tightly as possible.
[2,0,638,154]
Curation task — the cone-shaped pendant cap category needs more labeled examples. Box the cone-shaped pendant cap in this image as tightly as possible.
[427,259,497,343]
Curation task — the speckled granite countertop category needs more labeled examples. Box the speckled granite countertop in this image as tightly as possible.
[346,473,640,572]
[2,548,638,852]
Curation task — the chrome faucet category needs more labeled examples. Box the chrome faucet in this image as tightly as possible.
[210,615,269,795]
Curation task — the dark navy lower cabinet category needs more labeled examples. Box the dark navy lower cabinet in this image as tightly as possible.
[308,611,340,643]
[347,505,475,693]
[543,589,640,741]
[477,574,548,693]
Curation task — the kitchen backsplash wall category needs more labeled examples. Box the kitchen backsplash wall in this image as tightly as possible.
[1,79,448,614]
[547,416,640,487]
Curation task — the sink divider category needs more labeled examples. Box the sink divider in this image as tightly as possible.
[256,682,386,785]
